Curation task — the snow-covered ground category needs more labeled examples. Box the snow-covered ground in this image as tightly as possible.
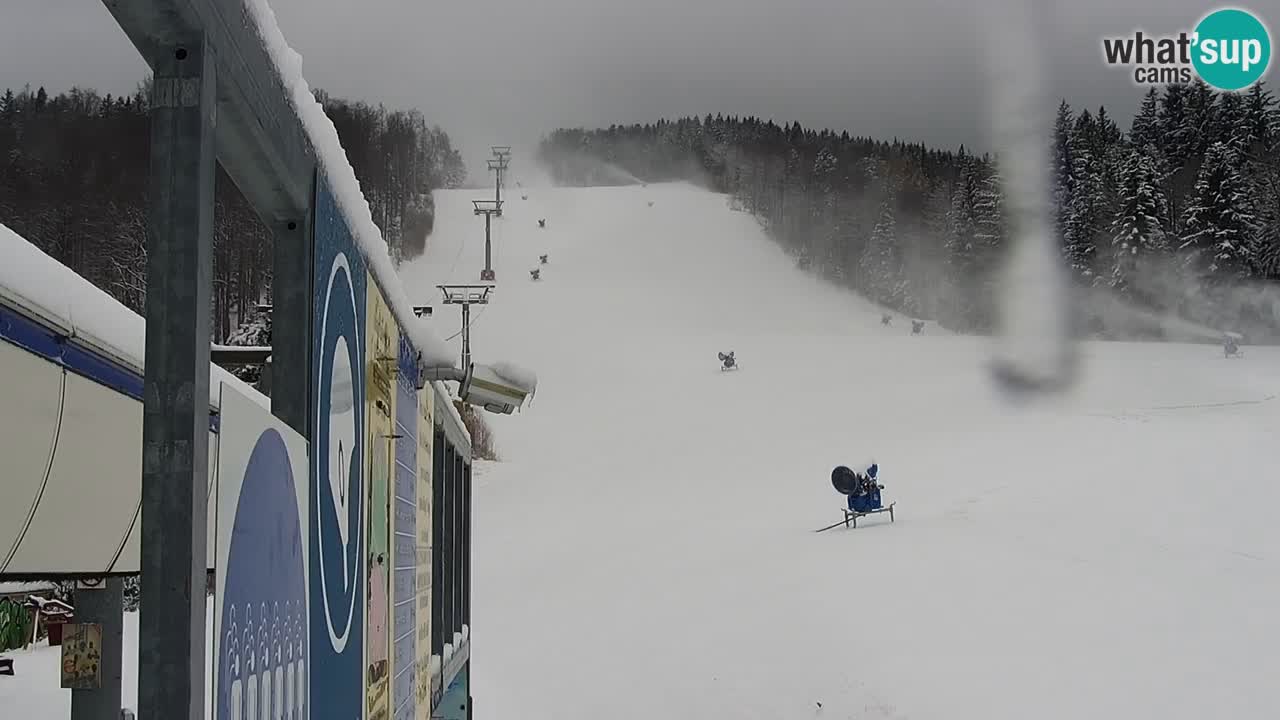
[401,181,1280,720]
[0,606,214,717]
[3,180,1275,719]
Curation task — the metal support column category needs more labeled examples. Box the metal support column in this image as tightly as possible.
[270,211,313,435]
[138,36,216,720]
[461,303,471,372]
[70,579,124,720]
[483,213,492,280]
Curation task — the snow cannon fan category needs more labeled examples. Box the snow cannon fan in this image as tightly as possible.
[831,466,860,495]
[717,351,737,371]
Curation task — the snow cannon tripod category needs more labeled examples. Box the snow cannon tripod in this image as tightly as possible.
[718,351,738,371]
[817,464,895,531]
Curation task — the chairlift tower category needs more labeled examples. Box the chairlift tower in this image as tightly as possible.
[437,284,493,371]
[486,158,507,206]
[473,199,503,281]
[489,145,510,203]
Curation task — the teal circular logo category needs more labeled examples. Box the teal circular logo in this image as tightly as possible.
[1192,9,1271,91]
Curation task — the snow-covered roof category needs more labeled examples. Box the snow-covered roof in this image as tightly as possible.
[0,581,56,597]
[0,223,265,412]
[245,0,454,370]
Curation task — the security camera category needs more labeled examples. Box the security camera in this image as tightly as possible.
[458,363,536,415]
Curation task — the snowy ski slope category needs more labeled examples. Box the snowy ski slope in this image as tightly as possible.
[400,180,1280,720]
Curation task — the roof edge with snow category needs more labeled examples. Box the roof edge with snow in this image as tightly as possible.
[245,0,455,370]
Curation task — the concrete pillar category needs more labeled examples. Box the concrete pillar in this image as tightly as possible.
[70,579,124,720]
[138,35,216,720]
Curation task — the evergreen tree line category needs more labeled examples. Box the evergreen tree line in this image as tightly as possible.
[538,81,1280,340]
[0,83,466,341]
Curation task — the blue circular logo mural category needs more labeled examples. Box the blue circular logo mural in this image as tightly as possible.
[314,252,364,654]
[216,429,308,720]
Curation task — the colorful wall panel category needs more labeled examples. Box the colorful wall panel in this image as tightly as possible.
[213,385,310,720]
[392,334,420,720]
[310,172,367,720]
[365,280,396,720]
[414,381,434,719]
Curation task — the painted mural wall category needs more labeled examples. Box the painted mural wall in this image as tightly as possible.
[365,281,396,720]
[392,335,420,720]
[310,172,367,720]
[212,385,310,720]
[414,381,435,719]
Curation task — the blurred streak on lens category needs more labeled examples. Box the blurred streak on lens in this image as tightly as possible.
[981,0,1078,398]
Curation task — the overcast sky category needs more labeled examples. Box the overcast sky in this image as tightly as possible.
[0,0,1265,179]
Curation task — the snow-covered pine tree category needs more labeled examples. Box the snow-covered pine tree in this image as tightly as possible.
[1129,88,1161,152]
[1214,89,1249,155]
[859,193,905,308]
[1052,101,1075,245]
[946,158,981,280]
[943,159,986,329]
[969,166,1006,331]
[1063,111,1104,282]
[810,147,840,276]
[1110,148,1168,302]
[1179,141,1259,282]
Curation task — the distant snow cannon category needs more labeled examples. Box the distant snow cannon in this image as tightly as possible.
[458,362,538,415]
[911,320,925,335]
[881,314,892,326]
[539,254,548,265]
[538,219,546,229]
[718,351,738,371]
[530,268,541,281]
[522,194,529,200]
[648,201,655,207]
[1223,331,1243,358]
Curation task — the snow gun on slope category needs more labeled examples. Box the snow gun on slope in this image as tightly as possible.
[816,463,896,531]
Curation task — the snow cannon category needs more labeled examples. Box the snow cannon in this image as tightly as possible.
[1223,331,1243,358]
[717,351,737,371]
[881,314,892,326]
[530,268,541,281]
[911,320,925,335]
[538,219,546,228]
[522,194,529,200]
[539,254,548,265]
[820,464,895,531]
[648,201,655,207]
